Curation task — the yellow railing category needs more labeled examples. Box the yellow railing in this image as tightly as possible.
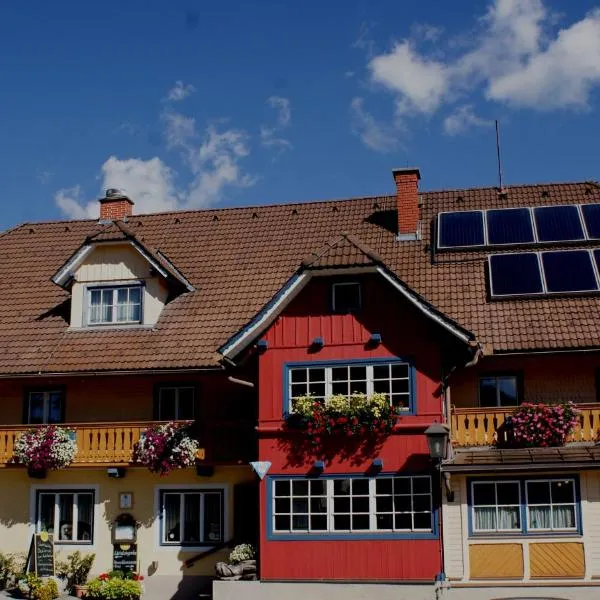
[451,404,600,447]
[0,421,205,467]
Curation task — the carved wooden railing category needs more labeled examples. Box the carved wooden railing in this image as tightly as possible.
[451,404,600,447]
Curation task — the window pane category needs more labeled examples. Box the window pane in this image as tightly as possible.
[394,478,411,495]
[352,497,369,513]
[28,392,45,424]
[352,479,369,495]
[474,507,497,530]
[394,495,412,512]
[275,498,290,513]
[395,513,412,530]
[76,494,93,542]
[527,481,550,504]
[116,304,128,322]
[117,288,129,304]
[352,514,369,530]
[376,479,393,494]
[158,395,177,421]
[331,381,349,396]
[164,495,181,542]
[333,497,350,513]
[274,480,290,497]
[129,303,141,322]
[479,377,498,407]
[48,392,63,423]
[333,515,350,530]
[310,479,326,496]
[58,494,74,541]
[551,480,575,504]
[498,506,520,530]
[373,365,390,379]
[498,377,518,406]
[129,287,141,304]
[290,369,306,383]
[376,496,393,512]
[553,505,575,529]
[497,482,520,505]
[376,514,393,529]
[39,494,55,534]
[292,515,309,530]
[473,483,496,506]
[102,289,112,305]
[331,367,348,381]
[274,515,290,531]
[308,369,325,382]
[177,388,195,420]
[311,515,327,531]
[333,479,351,495]
[529,506,551,529]
[204,493,223,542]
[292,480,308,496]
[413,513,432,530]
[183,494,201,543]
[310,497,327,513]
[292,499,308,513]
[102,304,113,323]
[90,289,101,306]
[413,495,431,512]
[413,477,431,494]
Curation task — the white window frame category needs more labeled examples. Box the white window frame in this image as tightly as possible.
[159,489,224,546]
[478,375,520,407]
[525,479,578,533]
[27,390,64,424]
[157,386,196,420]
[35,489,95,544]
[86,283,143,326]
[288,361,412,411]
[331,282,362,313]
[471,480,522,533]
[272,476,433,535]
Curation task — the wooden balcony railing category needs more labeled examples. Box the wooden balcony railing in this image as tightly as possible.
[0,420,258,468]
[451,404,600,447]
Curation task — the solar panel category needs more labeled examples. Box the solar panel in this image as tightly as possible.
[541,250,598,293]
[581,204,600,239]
[534,205,584,242]
[489,253,543,297]
[438,211,484,248]
[487,208,534,245]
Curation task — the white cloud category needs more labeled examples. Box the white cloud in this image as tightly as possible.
[267,96,291,127]
[165,80,196,102]
[443,104,494,136]
[260,126,293,152]
[36,170,53,185]
[350,97,399,153]
[163,111,197,149]
[356,0,600,151]
[54,186,95,219]
[369,42,449,115]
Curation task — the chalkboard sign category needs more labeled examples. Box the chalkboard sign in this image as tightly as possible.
[32,533,55,577]
[113,544,137,572]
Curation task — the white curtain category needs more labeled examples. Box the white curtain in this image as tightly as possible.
[529,506,551,529]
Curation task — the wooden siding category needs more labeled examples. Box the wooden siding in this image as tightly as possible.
[469,544,524,579]
[530,542,585,578]
[442,475,465,580]
[451,404,600,447]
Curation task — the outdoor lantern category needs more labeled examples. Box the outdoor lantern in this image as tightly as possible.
[424,423,450,460]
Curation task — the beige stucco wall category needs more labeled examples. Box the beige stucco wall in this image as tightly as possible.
[0,465,254,597]
[69,243,168,328]
[442,471,600,585]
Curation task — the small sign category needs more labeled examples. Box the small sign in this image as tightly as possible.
[113,544,137,572]
[31,533,55,577]
[119,492,133,510]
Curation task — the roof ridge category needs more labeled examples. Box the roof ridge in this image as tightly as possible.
[301,232,382,268]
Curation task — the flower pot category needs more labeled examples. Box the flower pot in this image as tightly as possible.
[27,467,47,479]
[74,584,88,598]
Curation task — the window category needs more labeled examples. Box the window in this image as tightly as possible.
[160,490,223,546]
[156,386,195,420]
[87,285,142,325]
[470,478,579,535]
[271,476,433,536]
[288,361,412,411]
[479,374,520,407]
[37,490,94,543]
[332,282,362,313]
[26,390,64,424]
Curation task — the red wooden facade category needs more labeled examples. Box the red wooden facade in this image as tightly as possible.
[256,274,452,581]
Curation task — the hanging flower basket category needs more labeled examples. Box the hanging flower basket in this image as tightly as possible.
[13,425,77,471]
[286,393,398,441]
[502,402,580,448]
[134,421,199,476]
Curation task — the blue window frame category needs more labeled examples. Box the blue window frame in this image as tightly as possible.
[468,476,581,537]
[283,358,416,416]
[267,474,438,540]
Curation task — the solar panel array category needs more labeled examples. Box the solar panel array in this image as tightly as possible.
[489,249,600,298]
[438,203,600,249]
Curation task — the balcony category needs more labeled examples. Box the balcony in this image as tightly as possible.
[0,420,255,468]
[451,404,600,447]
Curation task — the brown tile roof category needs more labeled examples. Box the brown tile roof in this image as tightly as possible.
[1,180,600,374]
[442,445,600,472]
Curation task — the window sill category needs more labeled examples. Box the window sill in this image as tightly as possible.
[68,324,155,332]
[469,531,582,540]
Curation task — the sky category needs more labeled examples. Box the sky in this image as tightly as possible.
[1,0,600,229]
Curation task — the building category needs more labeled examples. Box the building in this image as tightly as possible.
[0,173,600,600]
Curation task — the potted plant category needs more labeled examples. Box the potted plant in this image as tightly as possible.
[215,544,257,581]
[286,392,398,442]
[502,402,580,448]
[134,421,199,476]
[87,571,143,600]
[13,426,77,476]
[56,551,95,598]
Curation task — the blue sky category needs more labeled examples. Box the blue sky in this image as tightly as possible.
[1,0,600,228]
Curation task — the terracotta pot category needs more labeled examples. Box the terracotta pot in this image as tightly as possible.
[73,584,88,598]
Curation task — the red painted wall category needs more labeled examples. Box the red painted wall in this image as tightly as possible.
[257,274,447,581]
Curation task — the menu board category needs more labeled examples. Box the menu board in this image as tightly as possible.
[34,533,55,577]
[113,544,137,572]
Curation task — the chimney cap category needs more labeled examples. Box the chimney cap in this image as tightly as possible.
[392,167,421,180]
[99,188,134,204]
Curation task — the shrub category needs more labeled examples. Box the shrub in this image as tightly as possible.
[0,552,26,590]
[228,544,255,564]
[505,402,580,448]
[87,571,143,600]
[56,551,95,591]
[134,421,199,476]
[17,574,59,600]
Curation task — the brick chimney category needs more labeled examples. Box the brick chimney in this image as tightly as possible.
[99,189,134,221]
[393,167,421,240]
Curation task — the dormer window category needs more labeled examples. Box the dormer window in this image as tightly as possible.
[332,282,362,314]
[87,284,143,325]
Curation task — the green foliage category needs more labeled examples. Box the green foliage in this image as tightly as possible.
[17,574,58,600]
[0,552,27,590]
[56,551,95,590]
[87,577,143,600]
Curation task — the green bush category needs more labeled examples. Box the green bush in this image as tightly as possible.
[0,553,15,590]
[56,550,95,591]
[16,574,59,600]
[87,573,143,600]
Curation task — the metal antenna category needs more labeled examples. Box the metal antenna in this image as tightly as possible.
[495,120,504,192]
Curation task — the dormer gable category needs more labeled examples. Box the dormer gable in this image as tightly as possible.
[51,221,193,329]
